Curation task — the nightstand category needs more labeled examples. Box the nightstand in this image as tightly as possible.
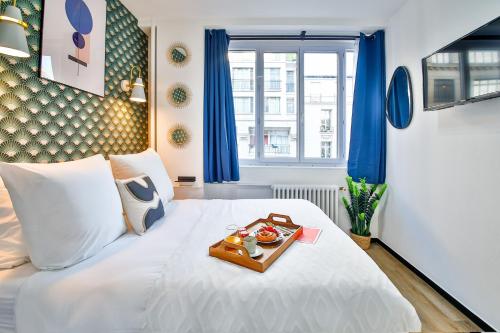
[173,185,205,200]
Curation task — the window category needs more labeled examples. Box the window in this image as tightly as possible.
[286,70,295,92]
[265,97,281,114]
[429,52,459,64]
[468,51,500,64]
[264,128,290,156]
[264,68,281,91]
[232,68,254,91]
[287,98,295,114]
[321,141,332,159]
[472,79,500,97]
[434,79,455,103]
[234,97,254,114]
[229,40,355,165]
[320,109,332,132]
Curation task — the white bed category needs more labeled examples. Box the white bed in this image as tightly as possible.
[4,199,421,333]
[0,263,37,333]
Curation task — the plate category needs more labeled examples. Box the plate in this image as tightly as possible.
[251,230,284,244]
[249,246,264,258]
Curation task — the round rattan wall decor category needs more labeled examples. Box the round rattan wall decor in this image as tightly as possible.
[168,124,191,148]
[167,83,191,108]
[167,42,190,67]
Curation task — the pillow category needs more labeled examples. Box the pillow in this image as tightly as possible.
[0,178,29,269]
[0,155,126,270]
[116,175,165,235]
[109,148,174,204]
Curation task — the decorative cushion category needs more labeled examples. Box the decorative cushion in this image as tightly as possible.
[116,175,165,235]
[0,155,126,270]
[109,148,174,204]
[0,177,29,269]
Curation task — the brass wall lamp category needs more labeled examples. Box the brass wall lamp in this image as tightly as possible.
[121,65,146,103]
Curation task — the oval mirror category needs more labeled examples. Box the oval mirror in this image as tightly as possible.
[386,66,413,129]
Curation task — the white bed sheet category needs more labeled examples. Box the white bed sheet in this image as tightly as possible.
[0,263,37,333]
[14,199,421,333]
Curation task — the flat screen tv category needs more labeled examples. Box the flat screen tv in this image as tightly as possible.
[423,16,500,110]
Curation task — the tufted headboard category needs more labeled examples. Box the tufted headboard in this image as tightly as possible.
[0,0,149,163]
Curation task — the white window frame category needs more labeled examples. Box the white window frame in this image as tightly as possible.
[230,40,356,167]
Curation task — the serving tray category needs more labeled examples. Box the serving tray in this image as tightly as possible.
[209,213,303,273]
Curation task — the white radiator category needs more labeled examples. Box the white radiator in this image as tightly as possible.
[271,184,340,224]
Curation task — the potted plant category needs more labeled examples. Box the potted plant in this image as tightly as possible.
[342,177,387,250]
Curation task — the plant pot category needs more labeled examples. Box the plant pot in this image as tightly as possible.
[350,230,371,250]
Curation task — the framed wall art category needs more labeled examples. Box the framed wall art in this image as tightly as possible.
[40,0,107,96]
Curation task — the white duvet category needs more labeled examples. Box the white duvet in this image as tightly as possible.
[15,199,421,333]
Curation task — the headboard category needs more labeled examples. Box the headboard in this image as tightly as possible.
[0,0,149,163]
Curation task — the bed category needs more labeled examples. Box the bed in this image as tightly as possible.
[2,199,421,333]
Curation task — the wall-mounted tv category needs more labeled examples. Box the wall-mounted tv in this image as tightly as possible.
[423,16,500,111]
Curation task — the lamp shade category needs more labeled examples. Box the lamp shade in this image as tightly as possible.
[0,5,29,58]
[130,78,146,103]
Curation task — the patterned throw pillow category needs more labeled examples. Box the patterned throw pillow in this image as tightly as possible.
[116,175,165,235]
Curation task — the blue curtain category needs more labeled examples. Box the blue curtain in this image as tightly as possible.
[203,29,240,183]
[348,30,386,184]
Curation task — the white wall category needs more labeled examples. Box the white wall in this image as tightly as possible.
[155,21,205,189]
[383,0,500,329]
[151,18,384,234]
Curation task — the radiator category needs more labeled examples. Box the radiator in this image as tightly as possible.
[271,184,340,224]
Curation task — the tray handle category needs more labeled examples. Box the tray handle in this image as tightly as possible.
[218,240,252,259]
[267,213,294,226]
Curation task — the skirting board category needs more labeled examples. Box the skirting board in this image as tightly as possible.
[371,238,495,332]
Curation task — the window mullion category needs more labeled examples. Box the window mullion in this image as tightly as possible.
[298,48,305,162]
[256,48,264,162]
[338,49,346,161]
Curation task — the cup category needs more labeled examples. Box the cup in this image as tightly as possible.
[243,236,257,255]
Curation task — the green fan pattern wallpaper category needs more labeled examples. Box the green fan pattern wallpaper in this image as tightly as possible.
[0,0,148,163]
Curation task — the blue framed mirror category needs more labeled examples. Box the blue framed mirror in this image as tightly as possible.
[386,66,413,129]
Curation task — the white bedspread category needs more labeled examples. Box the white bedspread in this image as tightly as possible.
[15,199,421,333]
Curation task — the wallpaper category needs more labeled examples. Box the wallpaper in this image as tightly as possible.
[0,0,148,163]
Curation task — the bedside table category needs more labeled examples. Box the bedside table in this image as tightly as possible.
[173,185,205,200]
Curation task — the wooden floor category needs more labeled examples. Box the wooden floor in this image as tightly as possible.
[366,243,481,333]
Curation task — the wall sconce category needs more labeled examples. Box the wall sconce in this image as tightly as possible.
[121,65,146,103]
[0,0,30,58]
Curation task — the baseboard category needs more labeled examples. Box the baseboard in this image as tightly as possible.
[371,238,495,332]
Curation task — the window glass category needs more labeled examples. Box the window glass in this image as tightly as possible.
[263,53,297,158]
[229,51,256,159]
[287,97,295,114]
[234,97,254,114]
[304,53,338,159]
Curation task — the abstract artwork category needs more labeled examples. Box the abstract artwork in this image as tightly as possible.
[40,0,106,96]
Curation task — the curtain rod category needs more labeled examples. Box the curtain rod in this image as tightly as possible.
[229,31,359,41]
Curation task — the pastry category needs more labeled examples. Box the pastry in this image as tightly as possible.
[256,230,277,242]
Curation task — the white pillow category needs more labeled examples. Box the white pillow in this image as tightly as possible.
[0,155,126,270]
[116,175,165,235]
[0,178,29,269]
[109,148,174,203]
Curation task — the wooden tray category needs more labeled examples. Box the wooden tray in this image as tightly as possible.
[209,213,303,273]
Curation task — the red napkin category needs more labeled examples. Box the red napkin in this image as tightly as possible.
[296,227,322,244]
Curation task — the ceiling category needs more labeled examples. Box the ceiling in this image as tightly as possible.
[121,0,408,23]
